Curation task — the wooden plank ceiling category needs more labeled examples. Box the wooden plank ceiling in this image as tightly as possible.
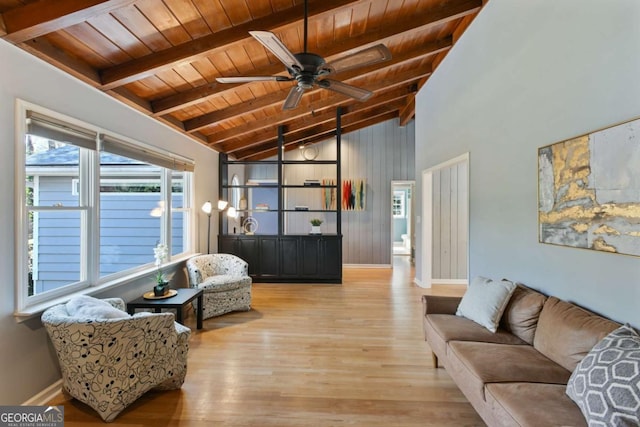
[1,0,486,160]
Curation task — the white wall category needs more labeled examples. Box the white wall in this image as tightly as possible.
[415,0,640,327]
[0,39,219,404]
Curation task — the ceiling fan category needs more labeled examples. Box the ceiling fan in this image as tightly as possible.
[215,0,392,110]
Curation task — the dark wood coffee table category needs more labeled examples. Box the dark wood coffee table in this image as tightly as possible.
[127,288,204,329]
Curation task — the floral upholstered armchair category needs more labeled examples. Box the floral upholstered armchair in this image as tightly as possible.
[41,296,190,422]
[186,253,252,319]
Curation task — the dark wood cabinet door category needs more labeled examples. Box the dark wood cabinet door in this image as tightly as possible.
[279,237,299,277]
[258,237,279,276]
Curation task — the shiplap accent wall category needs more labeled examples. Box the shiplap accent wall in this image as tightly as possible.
[341,118,415,265]
[244,117,415,264]
[431,162,468,280]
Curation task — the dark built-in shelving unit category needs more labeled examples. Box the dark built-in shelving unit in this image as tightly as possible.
[218,108,343,283]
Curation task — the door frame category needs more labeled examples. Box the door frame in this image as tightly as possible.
[390,180,415,263]
[420,153,469,288]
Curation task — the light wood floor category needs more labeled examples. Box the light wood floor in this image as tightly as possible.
[49,257,485,426]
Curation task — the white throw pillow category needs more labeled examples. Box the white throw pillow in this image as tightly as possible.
[456,276,517,332]
[66,295,130,320]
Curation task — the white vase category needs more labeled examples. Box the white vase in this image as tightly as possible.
[310,225,321,234]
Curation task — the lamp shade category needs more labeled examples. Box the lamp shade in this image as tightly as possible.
[217,200,228,210]
[201,201,212,215]
[227,206,238,218]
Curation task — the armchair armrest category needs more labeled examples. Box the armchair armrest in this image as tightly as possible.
[421,295,462,316]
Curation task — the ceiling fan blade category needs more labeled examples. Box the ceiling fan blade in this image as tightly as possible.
[216,76,292,83]
[249,30,304,72]
[317,79,373,102]
[324,44,392,74]
[283,86,305,110]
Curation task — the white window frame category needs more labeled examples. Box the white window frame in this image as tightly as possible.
[15,100,195,317]
[393,190,406,218]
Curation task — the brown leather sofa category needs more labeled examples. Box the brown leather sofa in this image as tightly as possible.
[422,284,620,427]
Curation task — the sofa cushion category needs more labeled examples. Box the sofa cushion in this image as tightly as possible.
[486,382,586,427]
[533,297,620,372]
[447,341,572,401]
[424,314,527,360]
[456,276,517,332]
[566,324,640,426]
[499,284,547,345]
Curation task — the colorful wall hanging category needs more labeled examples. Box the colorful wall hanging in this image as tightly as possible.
[342,179,366,211]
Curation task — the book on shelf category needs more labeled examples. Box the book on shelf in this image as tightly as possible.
[294,206,309,211]
[304,179,321,186]
[254,203,269,211]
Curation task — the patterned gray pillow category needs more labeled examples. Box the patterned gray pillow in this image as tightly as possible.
[566,324,640,426]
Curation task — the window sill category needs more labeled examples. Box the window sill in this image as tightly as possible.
[14,253,196,322]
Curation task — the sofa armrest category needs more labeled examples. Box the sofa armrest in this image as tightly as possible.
[421,295,462,316]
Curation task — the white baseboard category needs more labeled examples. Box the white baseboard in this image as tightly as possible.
[343,264,392,269]
[22,379,62,406]
[413,277,431,288]
[432,279,468,286]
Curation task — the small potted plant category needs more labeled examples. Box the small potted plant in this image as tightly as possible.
[153,243,169,296]
[310,218,323,235]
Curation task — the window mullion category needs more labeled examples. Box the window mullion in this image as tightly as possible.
[162,169,171,255]
[83,146,99,285]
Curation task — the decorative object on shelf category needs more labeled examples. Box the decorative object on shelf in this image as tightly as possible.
[304,179,321,186]
[301,144,319,160]
[202,199,238,254]
[243,216,259,235]
[255,203,269,211]
[322,179,337,210]
[310,218,323,235]
[153,243,170,296]
[342,179,366,211]
[239,195,247,211]
[538,116,640,257]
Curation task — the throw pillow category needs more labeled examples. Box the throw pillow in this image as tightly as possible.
[566,324,640,426]
[66,295,130,319]
[455,276,517,333]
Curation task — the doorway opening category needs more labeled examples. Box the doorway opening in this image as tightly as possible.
[391,180,415,264]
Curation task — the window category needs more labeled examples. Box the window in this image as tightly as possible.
[16,102,195,313]
[393,190,406,218]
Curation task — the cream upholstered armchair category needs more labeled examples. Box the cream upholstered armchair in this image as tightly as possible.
[186,253,252,319]
[41,296,190,422]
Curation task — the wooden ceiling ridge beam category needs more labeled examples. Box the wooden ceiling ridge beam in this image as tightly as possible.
[239,109,399,161]
[152,0,474,116]
[1,0,137,44]
[232,101,404,160]
[184,41,445,132]
[200,63,431,144]
[99,0,363,90]
[216,86,415,152]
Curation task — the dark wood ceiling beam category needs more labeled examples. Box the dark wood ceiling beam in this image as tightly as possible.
[185,40,446,133]
[99,0,363,90]
[18,37,102,86]
[1,0,137,44]
[233,101,403,160]
[240,109,399,161]
[204,64,431,148]
[398,98,415,126]
[217,86,414,152]
[151,0,477,114]
[0,14,6,37]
